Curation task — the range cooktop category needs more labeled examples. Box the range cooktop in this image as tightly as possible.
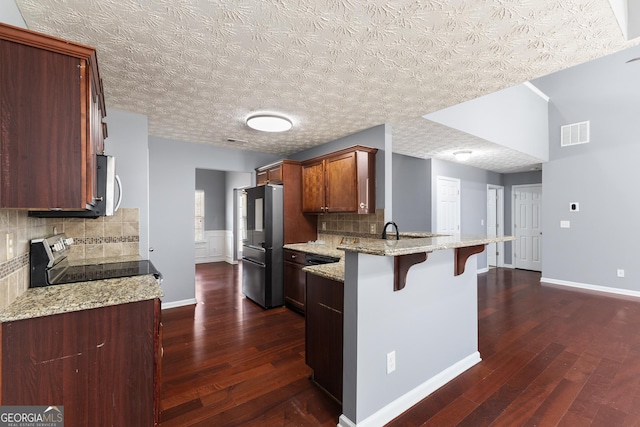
[49,260,161,285]
[30,233,162,287]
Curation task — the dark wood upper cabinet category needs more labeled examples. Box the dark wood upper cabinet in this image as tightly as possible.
[0,22,107,210]
[256,162,284,186]
[255,160,317,244]
[301,145,377,214]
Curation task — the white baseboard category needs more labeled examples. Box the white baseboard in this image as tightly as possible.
[503,263,514,269]
[541,277,640,299]
[338,352,481,427]
[161,298,197,309]
[477,267,489,274]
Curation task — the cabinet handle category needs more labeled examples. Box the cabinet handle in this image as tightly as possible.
[291,255,297,259]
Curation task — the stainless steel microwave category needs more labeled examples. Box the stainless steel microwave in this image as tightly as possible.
[29,154,122,218]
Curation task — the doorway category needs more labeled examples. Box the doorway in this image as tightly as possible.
[487,185,505,267]
[436,176,461,234]
[194,169,252,265]
[512,184,542,272]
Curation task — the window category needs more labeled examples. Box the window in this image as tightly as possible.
[195,190,205,242]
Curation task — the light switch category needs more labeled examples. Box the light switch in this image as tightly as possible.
[560,220,570,228]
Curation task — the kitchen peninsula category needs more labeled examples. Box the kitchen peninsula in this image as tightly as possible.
[296,233,514,427]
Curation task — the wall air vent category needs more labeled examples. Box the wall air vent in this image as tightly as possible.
[560,121,590,147]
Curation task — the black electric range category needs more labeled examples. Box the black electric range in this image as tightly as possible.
[30,233,161,288]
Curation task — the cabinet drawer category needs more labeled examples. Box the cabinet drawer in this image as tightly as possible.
[284,249,306,266]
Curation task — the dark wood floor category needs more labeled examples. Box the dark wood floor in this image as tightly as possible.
[160,263,640,426]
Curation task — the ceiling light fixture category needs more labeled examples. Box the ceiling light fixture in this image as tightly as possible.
[246,114,292,132]
[453,151,472,161]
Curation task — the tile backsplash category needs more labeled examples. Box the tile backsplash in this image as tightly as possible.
[0,208,140,311]
[316,209,385,236]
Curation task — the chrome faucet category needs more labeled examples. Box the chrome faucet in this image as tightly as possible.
[381,221,399,240]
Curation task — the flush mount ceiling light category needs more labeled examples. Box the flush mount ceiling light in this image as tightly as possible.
[453,151,472,161]
[246,114,292,132]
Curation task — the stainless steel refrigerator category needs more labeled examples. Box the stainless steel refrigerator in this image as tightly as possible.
[242,184,284,308]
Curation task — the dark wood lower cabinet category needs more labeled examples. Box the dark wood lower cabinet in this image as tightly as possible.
[305,273,343,403]
[1,298,161,426]
[284,249,306,314]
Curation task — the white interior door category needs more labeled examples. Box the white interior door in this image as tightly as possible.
[486,185,505,268]
[487,188,498,266]
[437,176,460,234]
[513,185,542,271]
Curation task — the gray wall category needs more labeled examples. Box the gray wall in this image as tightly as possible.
[431,159,502,270]
[343,249,478,423]
[391,153,431,231]
[195,169,226,230]
[104,109,150,256]
[0,1,26,27]
[502,171,542,264]
[149,137,279,305]
[425,83,549,161]
[289,124,386,209]
[533,43,640,290]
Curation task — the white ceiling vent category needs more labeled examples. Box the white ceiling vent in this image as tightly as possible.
[561,121,590,147]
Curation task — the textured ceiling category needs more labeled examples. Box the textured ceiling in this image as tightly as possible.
[15,0,638,173]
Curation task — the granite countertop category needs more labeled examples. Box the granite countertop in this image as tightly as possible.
[284,242,345,282]
[337,234,516,256]
[0,255,163,323]
[0,275,163,323]
[303,259,345,283]
[283,242,344,259]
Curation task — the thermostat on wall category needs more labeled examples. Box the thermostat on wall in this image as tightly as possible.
[570,202,579,212]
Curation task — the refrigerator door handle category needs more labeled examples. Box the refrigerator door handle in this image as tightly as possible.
[242,257,266,268]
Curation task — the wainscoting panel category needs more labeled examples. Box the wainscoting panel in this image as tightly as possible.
[195,230,227,264]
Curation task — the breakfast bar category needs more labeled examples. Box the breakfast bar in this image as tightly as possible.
[332,234,514,427]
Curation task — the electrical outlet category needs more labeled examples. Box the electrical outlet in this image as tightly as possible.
[370,223,377,234]
[6,232,15,260]
[386,351,396,374]
[560,220,570,228]
[321,222,327,231]
[617,269,625,278]
[481,219,484,226]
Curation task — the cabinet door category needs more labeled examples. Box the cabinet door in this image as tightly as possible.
[306,273,343,402]
[86,63,102,205]
[267,165,283,184]
[1,300,157,426]
[0,40,85,209]
[284,260,305,314]
[256,169,268,186]
[325,151,357,213]
[301,160,325,213]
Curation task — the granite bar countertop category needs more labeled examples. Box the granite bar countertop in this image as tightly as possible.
[284,233,514,282]
[337,234,515,257]
[0,255,163,323]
